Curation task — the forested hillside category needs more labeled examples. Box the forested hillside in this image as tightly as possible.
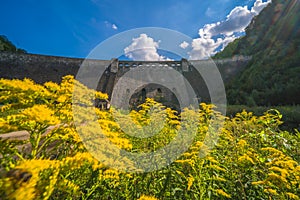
[0,35,26,53]
[214,0,300,106]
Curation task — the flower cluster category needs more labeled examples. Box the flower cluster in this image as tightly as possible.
[0,76,299,199]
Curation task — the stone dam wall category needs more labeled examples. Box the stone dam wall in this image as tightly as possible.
[0,52,251,104]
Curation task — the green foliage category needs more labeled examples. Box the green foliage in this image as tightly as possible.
[0,35,26,53]
[227,105,300,132]
[213,38,242,59]
[216,0,300,106]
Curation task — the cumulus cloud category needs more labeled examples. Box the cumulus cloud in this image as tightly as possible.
[251,0,272,15]
[112,24,118,30]
[124,34,172,61]
[201,6,253,37]
[200,0,271,37]
[189,0,271,59]
[189,35,237,60]
[180,41,189,49]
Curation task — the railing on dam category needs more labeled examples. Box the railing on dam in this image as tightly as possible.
[112,59,191,72]
[113,56,252,73]
[118,61,182,68]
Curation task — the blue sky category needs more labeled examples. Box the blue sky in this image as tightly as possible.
[1,0,271,60]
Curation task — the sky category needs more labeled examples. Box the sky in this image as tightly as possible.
[1,0,271,60]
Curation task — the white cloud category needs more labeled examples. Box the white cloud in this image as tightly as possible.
[124,34,172,61]
[104,21,118,30]
[180,41,189,49]
[251,0,272,15]
[112,24,118,30]
[189,0,271,59]
[189,35,236,60]
[200,0,271,37]
[201,6,253,37]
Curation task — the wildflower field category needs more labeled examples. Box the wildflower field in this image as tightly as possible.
[0,76,299,199]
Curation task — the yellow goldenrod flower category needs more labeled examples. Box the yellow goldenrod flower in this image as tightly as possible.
[263,188,278,195]
[206,156,218,164]
[138,195,159,200]
[175,159,195,167]
[187,175,194,191]
[267,172,288,184]
[215,189,231,198]
[213,176,227,182]
[238,154,255,165]
[286,192,300,200]
[209,164,226,172]
[103,169,120,180]
[261,147,283,155]
[21,105,60,125]
[268,166,289,178]
[237,139,248,148]
[251,181,265,185]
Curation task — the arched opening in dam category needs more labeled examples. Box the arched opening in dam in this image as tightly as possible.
[129,83,180,111]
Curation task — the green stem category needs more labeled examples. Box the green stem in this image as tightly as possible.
[31,125,47,158]
[82,182,101,200]
[158,167,172,198]
[15,151,25,161]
